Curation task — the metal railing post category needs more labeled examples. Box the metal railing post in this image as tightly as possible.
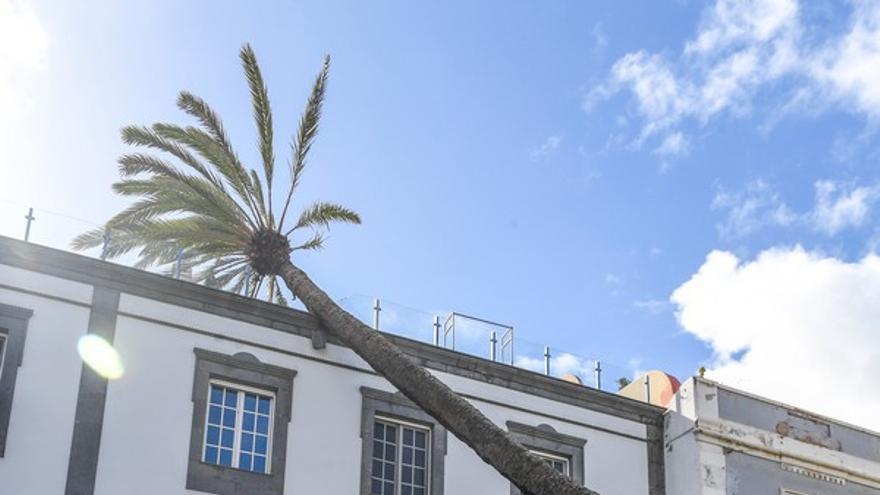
[372,298,381,330]
[595,361,602,391]
[489,331,497,361]
[174,247,184,279]
[23,207,35,242]
[101,230,112,260]
[432,316,440,346]
[644,374,651,403]
[543,346,551,376]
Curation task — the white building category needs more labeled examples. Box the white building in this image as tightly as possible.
[665,377,880,495]
[0,235,664,495]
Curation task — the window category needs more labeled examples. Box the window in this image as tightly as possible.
[531,450,570,478]
[360,387,447,495]
[202,381,274,473]
[371,417,430,495]
[0,302,33,458]
[186,348,295,495]
[506,421,586,495]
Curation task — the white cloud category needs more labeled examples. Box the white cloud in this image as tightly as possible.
[604,272,622,284]
[671,247,880,430]
[811,180,880,234]
[712,179,797,238]
[591,0,880,153]
[632,299,670,315]
[653,131,690,156]
[712,178,880,238]
[809,1,880,116]
[593,23,608,49]
[529,135,563,161]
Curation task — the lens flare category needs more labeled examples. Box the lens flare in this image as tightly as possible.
[77,334,124,379]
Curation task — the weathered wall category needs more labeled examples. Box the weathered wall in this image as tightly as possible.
[726,452,878,495]
[718,387,880,462]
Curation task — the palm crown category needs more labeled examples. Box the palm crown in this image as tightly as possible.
[72,44,360,305]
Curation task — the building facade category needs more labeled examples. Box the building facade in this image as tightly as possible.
[0,236,664,495]
[665,377,880,495]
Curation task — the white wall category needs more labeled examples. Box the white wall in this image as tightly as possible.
[0,274,654,495]
[0,266,93,494]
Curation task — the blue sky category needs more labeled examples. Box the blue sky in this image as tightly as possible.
[4,0,880,427]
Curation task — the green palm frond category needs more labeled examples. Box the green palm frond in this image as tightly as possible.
[73,44,360,305]
[240,44,275,224]
[292,231,326,251]
[278,55,330,232]
[289,201,361,234]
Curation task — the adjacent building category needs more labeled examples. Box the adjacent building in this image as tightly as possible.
[665,377,880,495]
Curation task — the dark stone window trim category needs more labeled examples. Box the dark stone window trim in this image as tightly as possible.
[186,348,296,495]
[359,387,447,495]
[0,302,33,457]
[507,420,586,494]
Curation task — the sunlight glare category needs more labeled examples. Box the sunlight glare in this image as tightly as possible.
[77,334,125,380]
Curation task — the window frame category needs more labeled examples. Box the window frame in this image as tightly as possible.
[201,379,276,473]
[506,421,586,495]
[372,414,433,495]
[186,348,296,495]
[530,449,571,477]
[0,302,33,458]
[360,386,447,495]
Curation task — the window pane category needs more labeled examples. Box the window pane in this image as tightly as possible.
[241,433,253,451]
[204,446,218,464]
[239,453,252,471]
[224,389,238,407]
[206,426,220,445]
[221,428,234,448]
[222,408,236,427]
[253,455,266,473]
[244,393,257,412]
[208,406,222,425]
[219,448,233,466]
[210,386,223,405]
[258,397,271,414]
[256,415,269,434]
[255,435,268,454]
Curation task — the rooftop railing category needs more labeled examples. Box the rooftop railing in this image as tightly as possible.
[1,200,638,392]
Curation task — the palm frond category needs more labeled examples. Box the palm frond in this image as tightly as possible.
[292,231,326,251]
[152,123,267,227]
[278,55,330,231]
[288,201,361,235]
[240,43,275,225]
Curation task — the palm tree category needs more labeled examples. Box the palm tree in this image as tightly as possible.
[73,44,599,495]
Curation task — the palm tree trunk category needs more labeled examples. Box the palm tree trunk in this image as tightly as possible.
[280,261,600,495]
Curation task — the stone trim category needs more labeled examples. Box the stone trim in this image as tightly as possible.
[0,236,664,428]
[65,286,120,495]
[0,301,33,457]
[506,421,586,494]
[359,387,447,495]
[186,348,296,495]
